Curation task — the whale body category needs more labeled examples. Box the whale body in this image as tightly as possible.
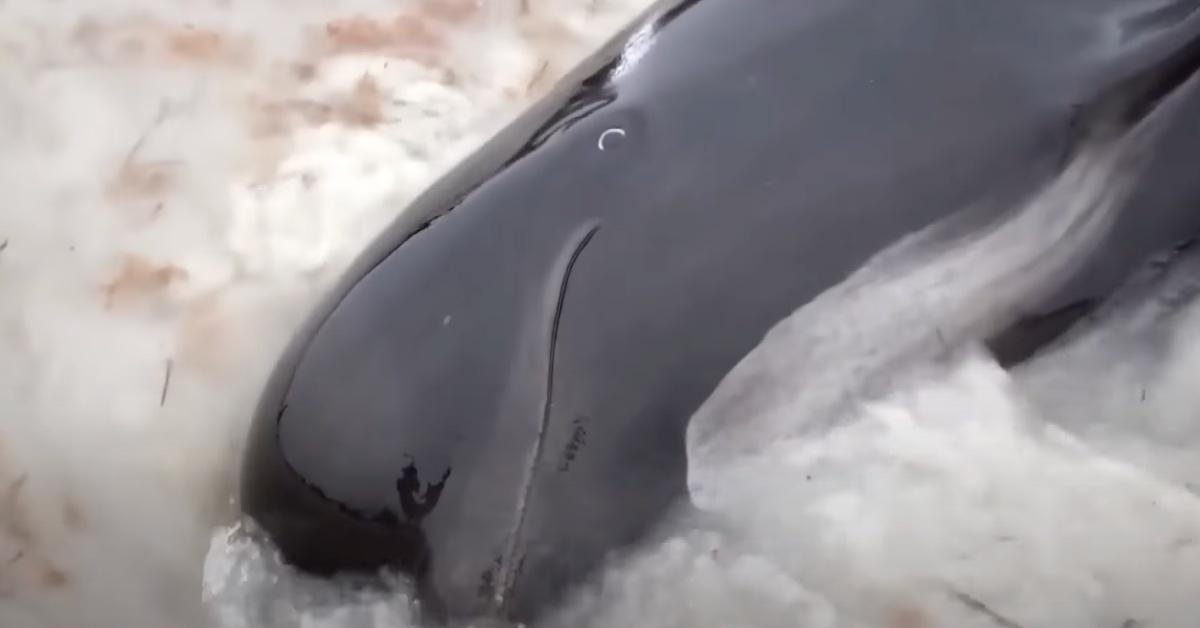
[239,0,1200,623]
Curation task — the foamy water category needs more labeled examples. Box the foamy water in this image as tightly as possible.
[0,2,648,627]
[5,1,1200,627]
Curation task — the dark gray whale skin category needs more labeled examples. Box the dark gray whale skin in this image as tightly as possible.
[239,0,1200,622]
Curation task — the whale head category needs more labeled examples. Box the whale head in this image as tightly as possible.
[236,0,1200,623]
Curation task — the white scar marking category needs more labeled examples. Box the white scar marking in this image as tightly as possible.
[598,127,626,151]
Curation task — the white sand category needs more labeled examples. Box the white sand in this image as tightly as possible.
[4,2,1200,628]
[0,2,647,626]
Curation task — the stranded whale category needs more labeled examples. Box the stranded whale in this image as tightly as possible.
[239,0,1200,622]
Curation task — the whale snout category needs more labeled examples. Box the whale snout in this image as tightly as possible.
[237,164,620,620]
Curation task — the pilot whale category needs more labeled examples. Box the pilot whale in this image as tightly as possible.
[238,0,1200,623]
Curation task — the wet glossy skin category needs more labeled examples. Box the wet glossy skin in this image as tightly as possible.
[240,0,1200,623]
